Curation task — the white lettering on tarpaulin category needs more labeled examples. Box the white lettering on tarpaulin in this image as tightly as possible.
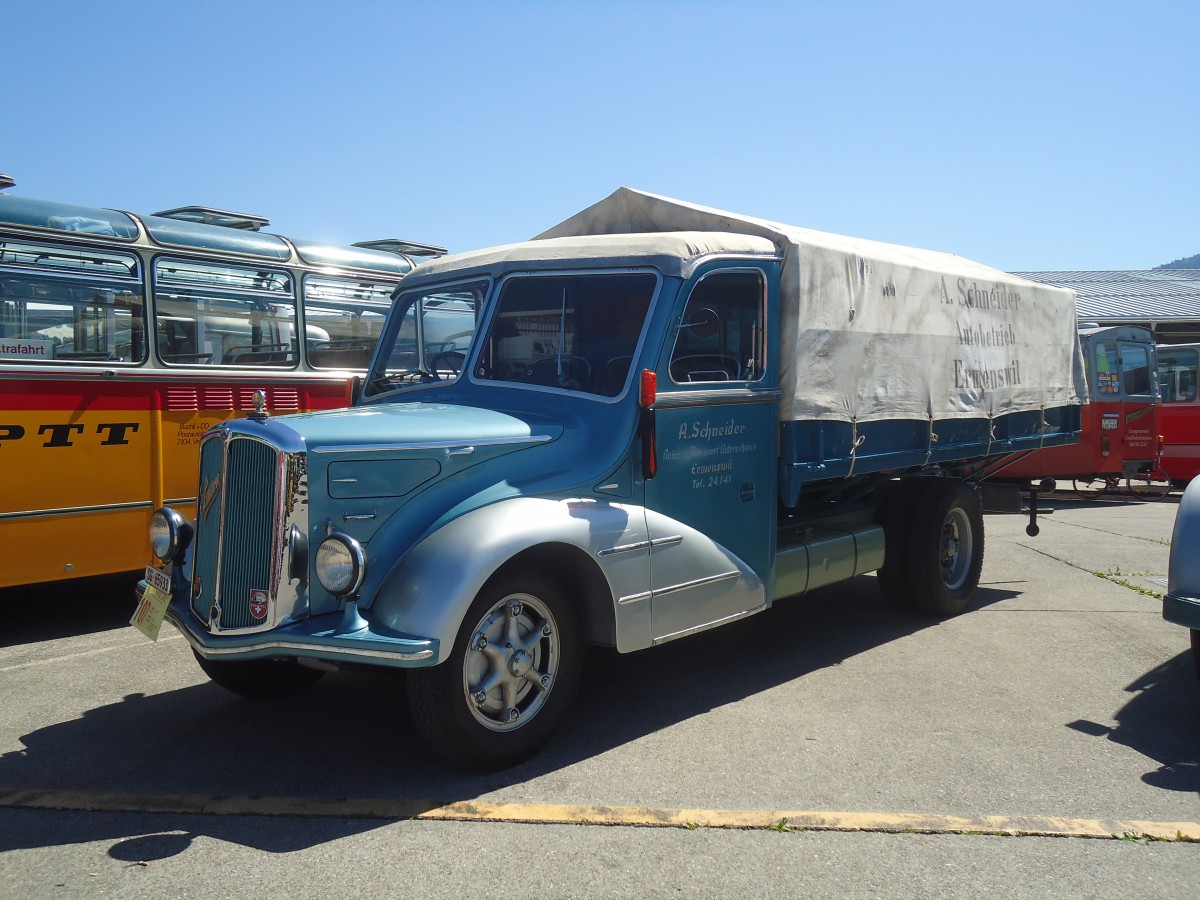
[677,419,748,441]
[956,321,1017,347]
[940,277,1022,311]
[953,359,1023,391]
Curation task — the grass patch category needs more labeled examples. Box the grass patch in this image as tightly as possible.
[1094,567,1164,599]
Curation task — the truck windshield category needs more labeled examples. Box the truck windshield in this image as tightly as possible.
[363,280,485,395]
[474,272,656,397]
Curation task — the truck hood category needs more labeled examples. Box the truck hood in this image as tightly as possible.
[276,401,563,452]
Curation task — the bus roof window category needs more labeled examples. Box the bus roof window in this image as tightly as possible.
[143,214,291,260]
[293,238,414,275]
[151,206,270,232]
[0,194,139,240]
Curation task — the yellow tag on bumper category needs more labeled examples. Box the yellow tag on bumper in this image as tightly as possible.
[131,584,171,641]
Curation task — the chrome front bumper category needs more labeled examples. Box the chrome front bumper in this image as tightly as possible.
[137,578,438,667]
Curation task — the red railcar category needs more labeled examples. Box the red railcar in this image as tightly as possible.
[996,325,1165,498]
[1156,343,1200,488]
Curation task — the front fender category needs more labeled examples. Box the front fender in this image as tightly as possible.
[367,496,649,664]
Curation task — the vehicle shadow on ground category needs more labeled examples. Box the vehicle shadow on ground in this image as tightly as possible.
[0,576,1018,856]
[0,572,142,648]
[1067,649,1200,795]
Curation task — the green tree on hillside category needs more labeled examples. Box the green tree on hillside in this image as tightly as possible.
[1159,253,1200,269]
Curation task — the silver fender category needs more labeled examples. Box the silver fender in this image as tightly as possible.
[367,497,651,664]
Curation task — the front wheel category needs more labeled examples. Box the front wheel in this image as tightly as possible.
[909,481,986,618]
[407,572,582,771]
[192,649,325,699]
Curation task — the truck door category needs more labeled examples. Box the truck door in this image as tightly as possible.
[643,265,779,643]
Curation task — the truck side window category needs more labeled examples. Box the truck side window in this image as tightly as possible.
[670,270,764,384]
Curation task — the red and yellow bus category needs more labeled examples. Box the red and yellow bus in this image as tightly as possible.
[0,180,445,589]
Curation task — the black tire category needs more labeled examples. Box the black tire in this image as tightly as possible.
[192,649,325,699]
[908,481,985,618]
[407,571,582,771]
[876,479,925,610]
[1191,630,1200,683]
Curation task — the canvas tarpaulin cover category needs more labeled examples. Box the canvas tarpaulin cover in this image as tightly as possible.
[536,188,1087,425]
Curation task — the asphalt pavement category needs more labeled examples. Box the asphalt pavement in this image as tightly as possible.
[0,494,1196,897]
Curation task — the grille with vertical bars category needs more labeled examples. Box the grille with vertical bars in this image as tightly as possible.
[191,432,281,630]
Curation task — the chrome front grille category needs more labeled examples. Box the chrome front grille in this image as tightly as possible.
[191,427,308,633]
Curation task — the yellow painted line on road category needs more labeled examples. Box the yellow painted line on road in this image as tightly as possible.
[0,788,1196,841]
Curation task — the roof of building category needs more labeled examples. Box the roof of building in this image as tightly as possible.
[1013,269,1200,322]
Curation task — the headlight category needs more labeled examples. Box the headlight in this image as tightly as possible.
[314,533,366,597]
[149,507,193,562]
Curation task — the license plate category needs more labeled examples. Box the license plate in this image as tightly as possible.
[145,564,172,595]
[1101,416,1118,430]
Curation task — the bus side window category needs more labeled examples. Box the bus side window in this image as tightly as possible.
[1119,343,1151,396]
[1094,341,1119,395]
[0,246,145,364]
[153,259,295,367]
[1160,350,1199,402]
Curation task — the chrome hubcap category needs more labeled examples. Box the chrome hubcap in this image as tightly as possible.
[940,508,973,591]
[462,593,558,732]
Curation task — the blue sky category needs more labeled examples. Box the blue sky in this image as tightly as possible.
[4,0,1197,270]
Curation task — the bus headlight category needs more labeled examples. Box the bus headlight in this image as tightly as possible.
[314,533,366,598]
[149,507,193,562]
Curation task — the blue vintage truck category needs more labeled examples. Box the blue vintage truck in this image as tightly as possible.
[136,190,1087,769]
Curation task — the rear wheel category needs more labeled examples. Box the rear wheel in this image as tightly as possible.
[908,481,985,618]
[192,650,325,699]
[407,571,582,771]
